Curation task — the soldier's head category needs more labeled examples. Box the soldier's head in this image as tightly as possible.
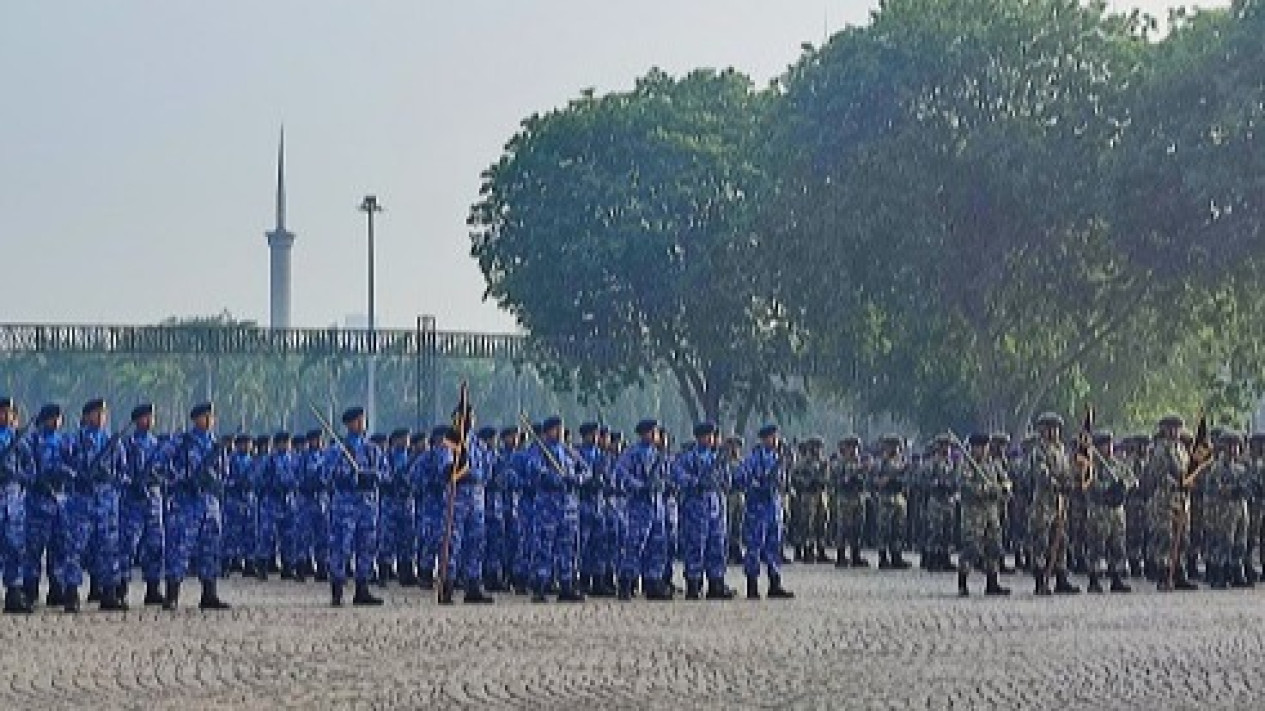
[758,424,779,449]
[1250,433,1265,457]
[391,428,412,449]
[82,398,107,429]
[839,435,861,458]
[635,419,659,446]
[409,432,427,453]
[252,435,270,454]
[1157,414,1183,441]
[341,407,366,436]
[1034,413,1063,443]
[1221,432,1244,460]
[306,429,323,449]
[597,426,610,448]
[0,397,14,428]
[693,421,718,449]
[967,433,989,459]
[130,403,154,433]
[880,434,901,456]
[1092,430,1113,458]
[499,427,521,451]
[579,422,600,446]
[430,425,448,448]
[190,402,214,432]
[933,433,952,457]
[233,434,251,453]
[542,416,564,443]
[989,433,1010,457]
[273,431,292,453]
[806,436,825,457]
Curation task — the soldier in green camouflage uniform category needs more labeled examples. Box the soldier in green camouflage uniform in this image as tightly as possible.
[723,436,745,565]
[791,438,830,563]
[1147,415,1200,592]
[956,433,1010,597]
[874,435,912,570]
[1245,434,1265,582]
[829,436,870,568]
[921,435,958,572]
[1008,435,1036,572]
[1123,435,1151,579]
[1027,413,1080,596]
[1182,428,1205,582]
[1202,432,1252,589]
[1082,431,1134,593]
[787,441,809,562]
[1066,436,1090,575]
[989,434,1016,574]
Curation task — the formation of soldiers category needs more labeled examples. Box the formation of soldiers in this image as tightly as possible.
[1,394,1253,615]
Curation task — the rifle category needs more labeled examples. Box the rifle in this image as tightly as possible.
[0,422,34,485]
[82,422,136,485]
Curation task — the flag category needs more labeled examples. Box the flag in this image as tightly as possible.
[1187,413,1211,478]
[1076,405,1094,468]
[450,381,472,483]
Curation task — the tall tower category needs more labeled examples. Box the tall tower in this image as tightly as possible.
[266,127,295,329]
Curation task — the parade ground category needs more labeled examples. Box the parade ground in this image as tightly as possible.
[2,561,1263,710]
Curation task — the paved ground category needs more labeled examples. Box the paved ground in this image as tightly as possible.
[3,559,1265,710]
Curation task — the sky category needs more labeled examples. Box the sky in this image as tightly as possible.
[0,0,1227,333]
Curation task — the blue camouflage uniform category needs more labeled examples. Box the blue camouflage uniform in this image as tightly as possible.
[672,438,730,593]
[509,445,535,591]
[379,437,417,581]
[120,425,165,594]
[1,417,33,607]
[483,435,515,588]
[735,431,795,596]
[412,432,447,587]
[615,427,670,599]
[575,437,611,591]
[602,439,627,592]
[295,433,330,578]
[222,440,257,572]
[527,432,581,599]
[325,430,383,588]
[256,440,299,574]
[25,420,73,603]
[163,425,225,584]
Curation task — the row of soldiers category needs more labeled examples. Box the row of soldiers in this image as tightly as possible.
[0,395,807,614]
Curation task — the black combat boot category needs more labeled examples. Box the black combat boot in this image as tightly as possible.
[591,575,615,598]
[1053,572,1081,595]
[268,557,282,574]
[984,572,1011,596]
[1086,573,1103,594]
[1034,572,1052,596]
[685,578,701,601]
[418,568,435,591]
[531,581,548,604]
[45,580,64,608]
[116,581,129,606]
[816,544,830,564]
[1109,573,1132,593]
[1208,562,1226,590]
[22,581,39,609]
[834,551,849,569]
[314,561,330,583]
[438,579,455,605]
[294,561,307,583]
[997,555,1015,575]
[353,580,384,606]
[3,587,33,614]
[746,576,761,600]
[86,578,101,603]
[143,580,165,606]
[705,577,735,600]
[254,560,269,581]
[63,586,81,613]
[645,579,674,601]
[227,557,244,574]
[891,550,912,570]
[793,545,804,563]
[1174,571,1199,591]
[617,577,633,602]
[280,563,295,581]
[377,561,396,585]
[878,549,891,569]
[1185,556,1201,581]
[1129,558,1144,579]
[1246,562,1261,584]
[767,573,794,599]
[1230,563,1250,589]
[162,578,181,610]
[199,579,231,610]
[919,550,930,570]
[556,581,584,603]
[958,570,969,597]
[330,580,344,607]
[398,561,418,587]
[464,578,496,604]
[851,547,870,568]
[99,585,129,612]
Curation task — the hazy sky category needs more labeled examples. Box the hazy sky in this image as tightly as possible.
[0,1,1225,333]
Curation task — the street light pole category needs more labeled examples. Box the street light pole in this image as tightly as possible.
[359,195,382,430]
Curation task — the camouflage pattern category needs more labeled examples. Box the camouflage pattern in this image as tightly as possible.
[1085,455,1135,576]
[828,448,868,558]
[1027,437,1073,575]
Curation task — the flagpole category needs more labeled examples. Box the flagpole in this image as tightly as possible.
[437,381,470,601]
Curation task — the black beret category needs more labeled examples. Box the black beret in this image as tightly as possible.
[880,434,902,446]
[499,427,520,439]
[442,426,462,445]
[409,433,427,446]
[609,431,624,443]
[1250,433,1265,444]
[476,426,497,440]
[130,403,154,421]
[990,433,1011,444]
[1092,430,1114,446]
[542,416,564,433]
[968,433,990,447]
[290,434,305,446]
[1158,414,1184,429]
[233,434,251,445]
[598,425,610,436]
[1221,431,1244,446]
[273,431,291,443]
[1034,412,1064,429]
[369,433,388,445]
[839,435,861,446]
[389,428,411,441]
[0,397,12,410]
[634,419,658,436]
[341,407,365,424]
[578,422,599,437]
[757,424,779,439]
[82,398,106,416]
[253,435,271,448]
[190,402,214,420]
[693,421,717,438]
[933,433,953,446]
[36,403,62,424]
[430,425,449,440]
[306,429,323,442]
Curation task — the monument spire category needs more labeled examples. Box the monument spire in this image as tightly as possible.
[266,124,295,329]
[276,125,286,231]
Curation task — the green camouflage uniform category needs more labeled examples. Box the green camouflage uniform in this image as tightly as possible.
[1027,438,1074,576]
[921,450,958,568]
[957,455,1005,575]
[1085,454,1135,578]
[874,446,910,567]
[829,447,869,565]
[1146,436,1191,588]
[1124,440,1150,575]
[791,446,830,561]
[1202,448,1250,586]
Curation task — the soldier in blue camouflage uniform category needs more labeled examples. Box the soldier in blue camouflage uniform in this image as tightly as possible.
[508,426,537,595]
[1081,431,1134,593]
[25,404,73,608]
[600,429,627,593]
[295,429,330,581]
[483,427,518,592]
[672,422,735,600]
[162,402,230,610]
[255,432,300,580]
[526,416,583,603]
[378,428,417,586]
[325,407,384,606]
[412,425,448,590]
[1203,432,1252,590]
[64,398,128,612]
[615,419,671,601]
[221,434,256,577]
[435,421,496,605]
[735,424,795,600]
[575,422,612,596]
[1,398,33,613]
[119,403,166,606]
